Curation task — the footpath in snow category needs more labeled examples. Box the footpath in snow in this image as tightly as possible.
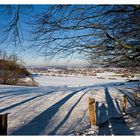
[0,74,140,135]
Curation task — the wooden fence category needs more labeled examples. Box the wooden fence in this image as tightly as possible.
[88,91,139,127]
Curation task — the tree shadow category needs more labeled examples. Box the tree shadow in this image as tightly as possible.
[48,89,88,135]
[115,88,134,106]
[0,94,14,99]
[0,87,42,105]
[65,109,89,135]
[115,99,122,114]
[0,96,18,104]
[11,88,86,135]
[0,87,39,95]
[98,87,135,135]
[0,91,55,113]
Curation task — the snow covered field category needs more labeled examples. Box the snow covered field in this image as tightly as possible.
[0,73,140,135]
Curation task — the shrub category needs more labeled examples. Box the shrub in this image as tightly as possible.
[0,50,30,85]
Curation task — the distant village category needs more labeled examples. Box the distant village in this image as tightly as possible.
[28,67,140,78]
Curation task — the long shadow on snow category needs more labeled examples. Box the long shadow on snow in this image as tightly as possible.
[11,88,86,135]
[0,82,109,99]
[105,87,120,118]
[38,81,126,94]
[124,86,140,92]
[98,87,120,135]
[65,109,88,135]
[98,87,135,135]
[115,88,134,106]
[0,87,39,96]
[0,94,14,99]
[0,81,125,98]
[0,89,40,102]
[48,89,88,135]
[0,91,55,113]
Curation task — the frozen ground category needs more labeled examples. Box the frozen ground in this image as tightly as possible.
[0,73,140,135]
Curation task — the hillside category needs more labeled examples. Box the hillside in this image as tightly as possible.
[0,73,139,135]
[0,59,37,86]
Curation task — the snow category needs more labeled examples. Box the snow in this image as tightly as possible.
[34,74,125,87]
[0,73,140,135]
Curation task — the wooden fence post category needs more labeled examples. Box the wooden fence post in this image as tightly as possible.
[0,114,8,135]
[89,97,96,126]
[122,95,127,114]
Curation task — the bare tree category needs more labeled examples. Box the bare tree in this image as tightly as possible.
[30,5,140,67]
[0,49,29,85]
[0,5,32,51]
[0,5,140,67]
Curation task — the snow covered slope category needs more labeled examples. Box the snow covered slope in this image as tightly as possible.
[0,74,140,135]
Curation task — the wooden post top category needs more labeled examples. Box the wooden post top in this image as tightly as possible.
[89,97,95,104]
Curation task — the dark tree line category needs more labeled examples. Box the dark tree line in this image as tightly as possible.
[0,5,140,67]
[0,49,30,85]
